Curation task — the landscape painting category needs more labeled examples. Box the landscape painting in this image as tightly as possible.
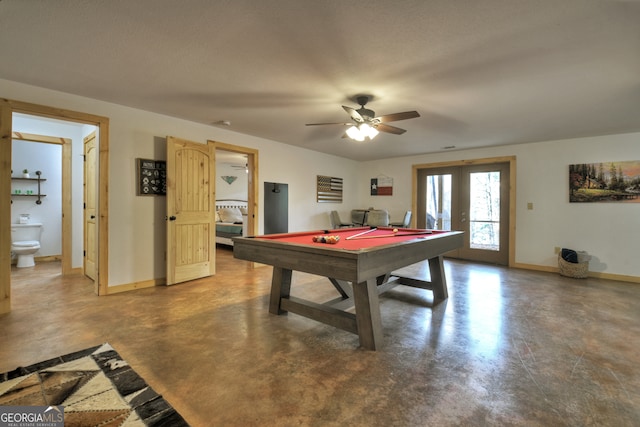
[569,160,640,203]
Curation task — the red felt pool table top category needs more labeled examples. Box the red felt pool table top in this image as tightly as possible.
[253,227,451,251]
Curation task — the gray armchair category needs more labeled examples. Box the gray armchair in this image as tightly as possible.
[390,211,412,228]
[365,209,389,227]
[330,211,354,228]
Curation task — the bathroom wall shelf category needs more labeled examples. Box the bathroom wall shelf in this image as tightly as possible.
[11,176,47,204]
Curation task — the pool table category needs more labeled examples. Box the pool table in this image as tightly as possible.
[233,226,463,350]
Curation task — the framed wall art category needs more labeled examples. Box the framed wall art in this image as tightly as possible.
[137,158,166,196]
[371,175,393,196]
[317,175,343,203]
[569,160,640,203]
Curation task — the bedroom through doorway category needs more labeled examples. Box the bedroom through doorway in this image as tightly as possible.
[212,142,258,268]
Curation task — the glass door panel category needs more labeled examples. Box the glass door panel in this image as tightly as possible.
[469,171,501,251]
[459,164,509,264]
[426,174,452,230]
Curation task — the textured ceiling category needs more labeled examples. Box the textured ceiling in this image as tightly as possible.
[1,0,638,161]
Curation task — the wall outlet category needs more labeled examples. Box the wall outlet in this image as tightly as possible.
[554,246,561,254]
[527,202,533,210]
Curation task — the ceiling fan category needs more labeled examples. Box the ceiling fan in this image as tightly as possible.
[231,163,248,173]
[306,95,420,141]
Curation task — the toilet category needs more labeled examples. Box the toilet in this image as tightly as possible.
[11,223,43,268]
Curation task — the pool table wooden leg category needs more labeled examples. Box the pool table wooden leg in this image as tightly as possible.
[269,267,292,315]
[428,255,448,301]
[353,278,384,350]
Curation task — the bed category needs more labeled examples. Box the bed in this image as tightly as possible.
[215,199,248,246]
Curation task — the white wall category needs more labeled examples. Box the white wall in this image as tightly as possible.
[2,78,637,285]
[359,132,640,277]
[215,163,248,201]
[1,79,360,287]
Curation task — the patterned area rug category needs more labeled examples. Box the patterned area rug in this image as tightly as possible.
[0,343,189,426]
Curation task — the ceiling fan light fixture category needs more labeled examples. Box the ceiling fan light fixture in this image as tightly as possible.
[361,123,379,139]
[346,123,378,142]
[346,125,365,141]
[306,95,418,140]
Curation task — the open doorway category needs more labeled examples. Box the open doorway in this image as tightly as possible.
[11,132,67,277]
[210,141,258,263]
[1,99,110,314]
[11,114,96,277]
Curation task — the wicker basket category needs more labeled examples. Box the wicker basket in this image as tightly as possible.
[558,255,589,278]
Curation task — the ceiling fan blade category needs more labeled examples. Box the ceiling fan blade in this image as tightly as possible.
[376,123,407,135]
[342,105,364,123]
[306,122,352,126]
[376,111,420,122]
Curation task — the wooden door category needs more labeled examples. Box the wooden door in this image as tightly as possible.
[83,131,97,280]
[166,136,215,285]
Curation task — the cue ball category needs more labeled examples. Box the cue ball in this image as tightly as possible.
[393,228,398,233]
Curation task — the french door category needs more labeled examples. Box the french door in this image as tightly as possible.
[417,162,510,265]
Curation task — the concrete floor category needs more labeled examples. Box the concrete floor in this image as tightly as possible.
[1,247,639,426]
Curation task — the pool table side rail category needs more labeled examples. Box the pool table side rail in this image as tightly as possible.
[233,231,463,283]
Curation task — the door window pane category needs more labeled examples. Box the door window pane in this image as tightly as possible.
[469,171,500,250]
[426,174,451,230]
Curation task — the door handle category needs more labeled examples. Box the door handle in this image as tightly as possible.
[168,215,177,221]
[90,215,96,219]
